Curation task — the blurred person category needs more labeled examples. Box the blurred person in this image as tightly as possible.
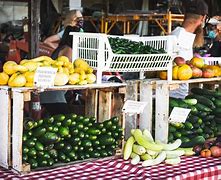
[207,22,221,57]
[170,0,208,99]
[41,21,84,116]
[44,10,83,49]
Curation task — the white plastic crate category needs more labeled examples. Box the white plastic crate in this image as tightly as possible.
[70,32,177,83]
[203,57,221,65]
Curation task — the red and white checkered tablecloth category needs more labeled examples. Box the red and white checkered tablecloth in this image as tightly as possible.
[0,156,220,180]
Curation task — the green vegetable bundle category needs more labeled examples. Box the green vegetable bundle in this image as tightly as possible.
[108,37,166,54]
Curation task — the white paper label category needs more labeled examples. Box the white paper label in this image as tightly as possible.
[122,100,147,115]
[169,107,191,123]
[34,67,57,88]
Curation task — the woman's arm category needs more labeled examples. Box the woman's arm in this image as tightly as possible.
[58,46,72,61]
[44,34,60,49]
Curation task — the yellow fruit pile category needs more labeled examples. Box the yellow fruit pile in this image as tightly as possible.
[0,56,96,87]
[159,56,221,80]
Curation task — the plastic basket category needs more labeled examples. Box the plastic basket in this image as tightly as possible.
[203,57,221,65]
[70,32,177,83]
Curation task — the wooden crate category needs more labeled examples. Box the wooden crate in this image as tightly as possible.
[124,79,156,139]
[0,86,11,169]
[155,77,221,143]
[11,83,126,173]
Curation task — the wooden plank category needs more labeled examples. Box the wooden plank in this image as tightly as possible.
[112,93,124,118]
[85,89,98,118]
[158,77,221,85]
[23,92,31,101]
[98,90,112,122]
[139,81,153,132]
[12,92,26,172]
[155,83,169,143]
[11,83,127,93]
[125,81,138,139]
[0,89,10,168]
[28,0,40,58]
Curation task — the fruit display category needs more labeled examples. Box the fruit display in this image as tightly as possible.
[0,56,96,87]
[168,87,221,148]
[193,135,221,158]
[123,129,195,166]
[159,56,221,80]
[22,114,123,169]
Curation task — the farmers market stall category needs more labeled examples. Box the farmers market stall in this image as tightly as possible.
[0,31,221,179]
[0,156,220,179]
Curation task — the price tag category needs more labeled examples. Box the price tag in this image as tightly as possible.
[34,67,57,88]
[122,100,147,115]
[169,107,191,123]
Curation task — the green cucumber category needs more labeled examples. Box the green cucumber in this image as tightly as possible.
[28,159,38,169]
[181,135,205,148]
[204,115,215,121]
[25,139,35,148]
[87,127,101,135]
[62,118,72,126]
[197,111,209,118]
[191,87,221,97]
[41,132,59,144]
[99,135,115,145]
[183,98,197,105]
[132,144,146,155]
[140,153,152,160]
[186,94,215,109]
[165,156,181,165]
[130,153,141,165]
[81,140,92,147]
[23,117,35,130]
[58,127,70,137]
[44,117,54,124]
[142,151,166,167]
[169,98,179,108]
[165,150,184,159]
[195,103,212,112]
[123,136,135,160]
[213,108,221,117]
[131,129,163,151]
[33,127,47,137]
[35,142,44,151]
[53,114,66,121]
[156,139,182,151]
[48,149,58,158]
[184,122,194,130]
[214,99,221,107]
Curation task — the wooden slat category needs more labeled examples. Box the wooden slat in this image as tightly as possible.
[125,81,138,139]
[29,0,40,58]
[98,90,112,122]
[12,92,26,172]
[155,83,169,143]
[112,93,124,119]
[23,92,31,101]
[85,89,98,118]
[0,89,10,168]
[158,77,221,85]
[11,83,127,93]
[139,81,153,132]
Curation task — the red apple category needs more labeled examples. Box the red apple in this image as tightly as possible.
[174,56,186,66]
[191,66,203,78]
[202,69,215,78]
